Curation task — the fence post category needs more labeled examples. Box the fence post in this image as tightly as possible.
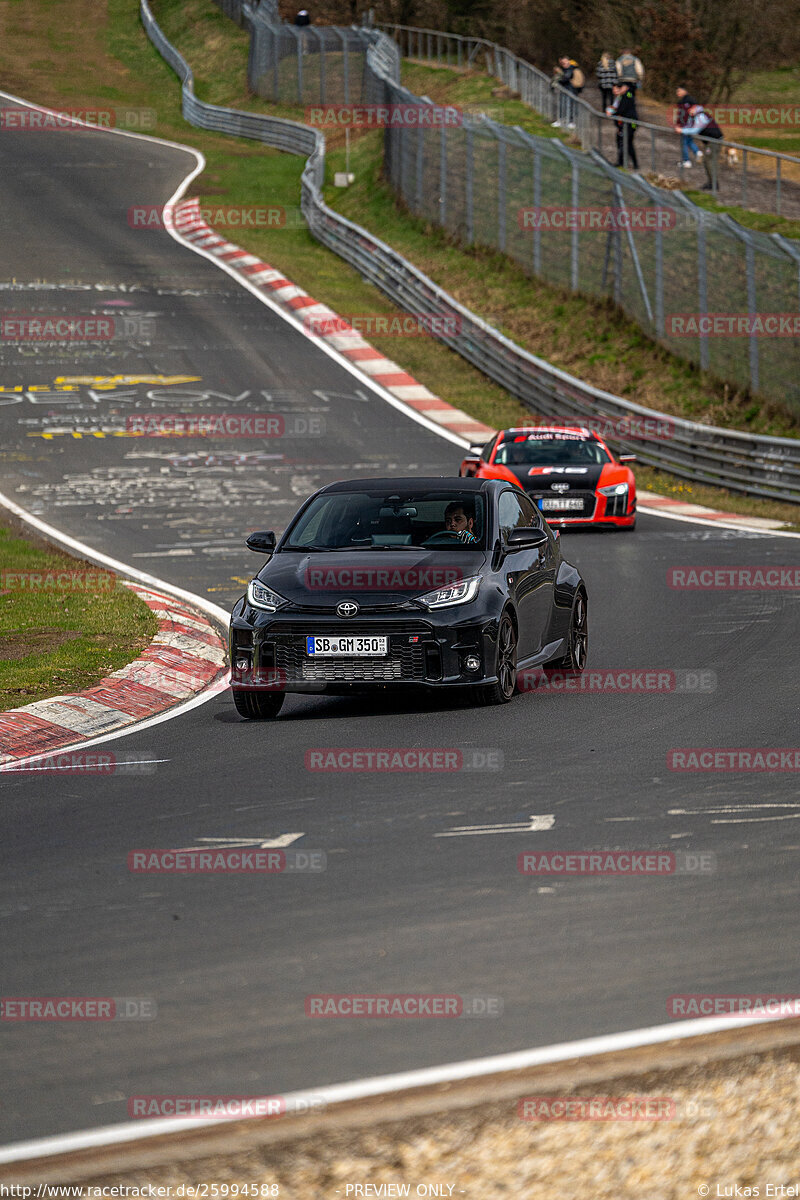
[272,27,279,101]
[498,137,507,253]
[745,234,759,393]
[316,27,325,103]
[533,139,541,276]
[338,28,349,103]
[296,29,303,104]
[439,123,447,228]
[465,126,474,244]
[697,214,710,371]
[416,123,424,212]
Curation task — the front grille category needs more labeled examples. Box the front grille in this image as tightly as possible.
[275,639,427,682]
[272,621,433,637]
[603,491,627,517]
[528,491,598,519]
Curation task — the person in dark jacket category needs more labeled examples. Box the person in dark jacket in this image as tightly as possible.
[608,81,638,169]
[596,52,617,112]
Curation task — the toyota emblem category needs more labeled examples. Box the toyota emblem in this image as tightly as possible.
[336,600,359,618]
[551,482,570,492]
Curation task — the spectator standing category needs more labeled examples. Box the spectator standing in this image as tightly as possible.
[616,48,644,89]
[551,56,585,129]
[674,86,701,167]
[680,103,724,189]
[608,81,638,169]
[596,52,617,112]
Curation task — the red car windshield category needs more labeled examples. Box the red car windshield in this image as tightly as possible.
[494,434,611,467]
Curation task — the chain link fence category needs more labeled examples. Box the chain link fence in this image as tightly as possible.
[243,11,800,417]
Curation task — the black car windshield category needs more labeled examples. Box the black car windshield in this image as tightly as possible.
[494,433,611,466]
[283,491,487,550]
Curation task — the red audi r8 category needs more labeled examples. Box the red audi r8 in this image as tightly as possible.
[460,425,637,529]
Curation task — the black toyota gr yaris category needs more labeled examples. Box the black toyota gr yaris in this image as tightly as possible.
[229,477,588,718]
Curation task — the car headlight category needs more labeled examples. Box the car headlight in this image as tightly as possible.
[246,579,287,611]
[598,483,629,497]
[416,576,481,609]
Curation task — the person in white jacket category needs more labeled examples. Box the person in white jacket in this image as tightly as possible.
[675,104,724,189]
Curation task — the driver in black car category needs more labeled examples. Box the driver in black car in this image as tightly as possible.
[443,501,478,543]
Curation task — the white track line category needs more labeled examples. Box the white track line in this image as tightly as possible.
[0,1012,791,1163]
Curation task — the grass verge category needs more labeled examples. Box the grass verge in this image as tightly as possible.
[0,0,797,527]
[0,521,157,711]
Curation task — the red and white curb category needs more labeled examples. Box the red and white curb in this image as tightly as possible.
[637,489,790,532]
[0,582,226,767]
[171,198,495,444]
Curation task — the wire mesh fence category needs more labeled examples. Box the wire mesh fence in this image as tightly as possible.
[153,0,800,500]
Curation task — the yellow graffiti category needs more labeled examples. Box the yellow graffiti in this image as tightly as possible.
[54,375,202,387]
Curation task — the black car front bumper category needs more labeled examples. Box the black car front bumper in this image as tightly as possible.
[229,602,502,692]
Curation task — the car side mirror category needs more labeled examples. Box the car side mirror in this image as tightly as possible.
[246,530,277,554]
[619,454,637,463]
[506,527,549,549]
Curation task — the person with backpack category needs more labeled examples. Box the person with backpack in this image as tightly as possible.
[608,81,638,169]
[679,103,724,189]
[551,56,585,129]
[596,52,618,112]
[616,49,644,89]
[673,86,701,167]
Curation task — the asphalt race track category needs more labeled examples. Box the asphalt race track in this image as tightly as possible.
[1,99,799,1144]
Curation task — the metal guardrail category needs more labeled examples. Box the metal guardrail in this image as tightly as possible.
[376,22,800,221]
[142,0,800,504]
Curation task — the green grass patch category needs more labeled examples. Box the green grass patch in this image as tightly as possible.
[0,525,157,711]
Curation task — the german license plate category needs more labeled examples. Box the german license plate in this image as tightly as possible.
[306,635,388,656]
[539,498,585,511]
